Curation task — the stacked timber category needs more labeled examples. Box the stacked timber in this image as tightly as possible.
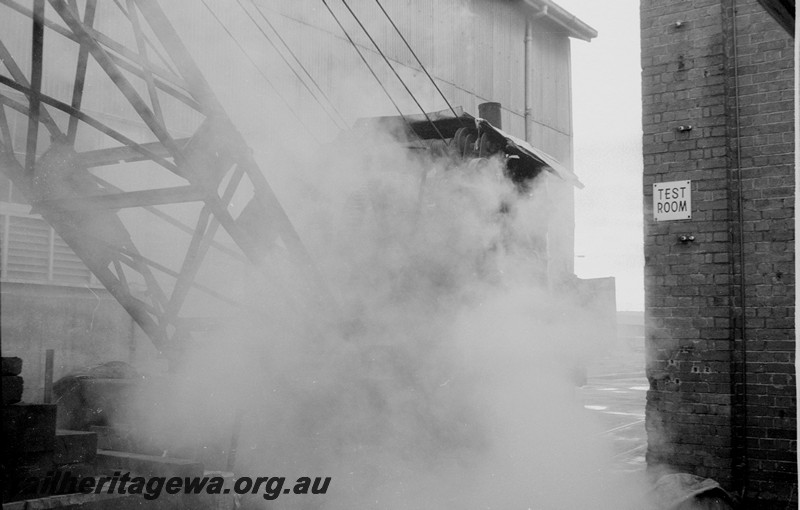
[2,356,23,405]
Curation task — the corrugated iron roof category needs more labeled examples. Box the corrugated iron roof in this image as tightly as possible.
[475,118,584,189]
[521,0,598,42]
[352,110,583,189]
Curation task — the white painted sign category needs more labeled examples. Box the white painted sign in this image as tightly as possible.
[653,180,691,221]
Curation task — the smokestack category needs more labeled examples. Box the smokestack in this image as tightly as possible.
[478,102,502,128]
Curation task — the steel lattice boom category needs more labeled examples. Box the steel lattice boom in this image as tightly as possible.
[0,0,333,364]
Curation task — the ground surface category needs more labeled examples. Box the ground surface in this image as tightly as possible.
[579,337,647,474]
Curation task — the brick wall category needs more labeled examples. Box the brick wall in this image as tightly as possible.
[640,0,795,507]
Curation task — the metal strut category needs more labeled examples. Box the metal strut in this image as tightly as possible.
[0,0,335,365]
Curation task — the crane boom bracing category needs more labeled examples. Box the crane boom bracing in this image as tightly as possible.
[0,0,333,365]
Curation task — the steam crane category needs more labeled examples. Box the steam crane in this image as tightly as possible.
[0,0,584,367]
[0,0,333,366]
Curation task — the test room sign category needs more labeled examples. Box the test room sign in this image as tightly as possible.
[653,180,691,221]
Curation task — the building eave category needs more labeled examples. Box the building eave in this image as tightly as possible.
[522,0,598,41]
[757,0,795,36]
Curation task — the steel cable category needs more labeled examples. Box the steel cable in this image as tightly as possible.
[199,0,320,143]
[373,0,463,125]
[233,0,347,130]
[246,0,350,128]
[337,0,447,143]
[320,0,418,140]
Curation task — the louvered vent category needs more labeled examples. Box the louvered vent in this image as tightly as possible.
[1,213,94,286]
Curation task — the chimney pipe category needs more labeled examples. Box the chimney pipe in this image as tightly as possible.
[478,102,502,129]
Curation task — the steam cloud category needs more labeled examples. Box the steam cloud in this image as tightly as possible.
[0,2,657,507]
[75,4,657,507]
[126,125,650,509]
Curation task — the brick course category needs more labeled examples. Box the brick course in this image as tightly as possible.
[640,0,795,507]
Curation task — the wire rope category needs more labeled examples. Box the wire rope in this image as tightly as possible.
[199,0,320,142]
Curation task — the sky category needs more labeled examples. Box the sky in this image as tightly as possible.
[556,0,645,311]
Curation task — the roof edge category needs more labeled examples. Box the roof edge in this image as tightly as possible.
[522,0,598,41]
[756,0,795,36]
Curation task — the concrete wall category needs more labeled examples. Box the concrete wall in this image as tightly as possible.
[576,276,618,349]
[0,283,165,403]
[640,0,795,507]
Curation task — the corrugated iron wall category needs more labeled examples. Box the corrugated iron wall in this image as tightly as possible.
[158,0,574,163]
[1,0,578,277]
[1,0,575,162]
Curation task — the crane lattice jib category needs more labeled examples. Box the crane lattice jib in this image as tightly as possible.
[0,0,332,364]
